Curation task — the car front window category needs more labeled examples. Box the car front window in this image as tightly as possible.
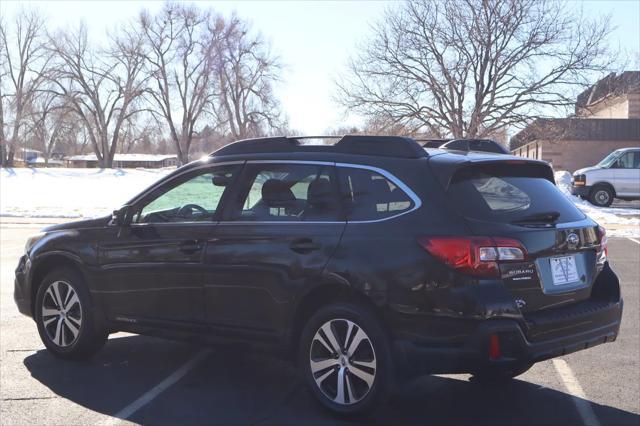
[597,151,621,168]
[134,165,240,224]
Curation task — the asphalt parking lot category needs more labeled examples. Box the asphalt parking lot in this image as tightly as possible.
[1,224,638,425]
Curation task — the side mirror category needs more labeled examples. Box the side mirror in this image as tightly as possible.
[111,206,131,226]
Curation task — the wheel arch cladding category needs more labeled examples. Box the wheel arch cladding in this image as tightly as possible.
[30,253,85,319]
[591,181,616,196]
[289,282,383,355]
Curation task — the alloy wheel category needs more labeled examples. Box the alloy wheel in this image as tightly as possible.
[41,280,83,347]
[309,318,377,406]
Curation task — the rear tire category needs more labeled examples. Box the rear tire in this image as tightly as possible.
[298,302,393,415]
[471,363,533,385]
[35,267,108,360]
[589,185,614,207]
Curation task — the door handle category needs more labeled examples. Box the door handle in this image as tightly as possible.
[179,240,204,254]
[290,238,321,254]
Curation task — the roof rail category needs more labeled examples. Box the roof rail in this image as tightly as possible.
[211,135,428,158]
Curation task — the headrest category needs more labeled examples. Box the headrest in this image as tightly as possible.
[261,179,295,206]
[307,178,332,207]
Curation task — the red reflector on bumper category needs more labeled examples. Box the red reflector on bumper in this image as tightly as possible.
[489,334,501,360]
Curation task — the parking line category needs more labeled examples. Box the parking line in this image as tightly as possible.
[627,237,640,245]
[552,359,600,426]
[101,348,212,425]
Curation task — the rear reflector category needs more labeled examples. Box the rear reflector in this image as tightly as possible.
[418,236,526,278]
[489,334,501,360]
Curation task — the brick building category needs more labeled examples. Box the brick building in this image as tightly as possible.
[510,71,640,172]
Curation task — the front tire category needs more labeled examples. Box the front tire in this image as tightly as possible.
[298,302,393,415]
[35,267,107,360]
[589,185,614,207]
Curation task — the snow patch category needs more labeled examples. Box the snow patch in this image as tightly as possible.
[1,168,174,218]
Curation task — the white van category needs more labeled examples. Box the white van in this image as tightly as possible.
[571,147,640,206]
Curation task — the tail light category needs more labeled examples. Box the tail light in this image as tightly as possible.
[489,334,501,360]
[418,236,527,278]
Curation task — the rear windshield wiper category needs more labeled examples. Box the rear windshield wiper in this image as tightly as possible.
[512,211,560,224]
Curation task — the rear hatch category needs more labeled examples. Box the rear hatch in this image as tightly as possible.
[445,162,604,313]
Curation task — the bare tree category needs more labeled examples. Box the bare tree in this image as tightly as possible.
[0,10,51,167]
[217,15,284,140]
[138,4,223,165]
[119,115,156,153]
[26,91,76,165]
[336,0,615,139]
[49,23,147,168]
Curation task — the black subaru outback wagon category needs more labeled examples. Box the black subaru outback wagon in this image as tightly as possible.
[14,136,623,414]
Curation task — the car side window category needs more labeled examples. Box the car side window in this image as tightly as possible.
[615,152,635,169]
[338,167,414,221]
[617,152,640,169]
[134,165,240,224]
[230,164,341,222]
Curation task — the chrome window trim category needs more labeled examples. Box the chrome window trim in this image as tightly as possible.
[247,160,335,166]
[217,221,345,225]
[130,221,218,228]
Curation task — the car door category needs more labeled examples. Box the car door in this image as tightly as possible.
[201,161,346,337]
[612,150,640,196]
[97,163,242,325]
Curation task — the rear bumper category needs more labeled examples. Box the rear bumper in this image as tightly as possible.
[392,295,622,376]
[571,184,591,197]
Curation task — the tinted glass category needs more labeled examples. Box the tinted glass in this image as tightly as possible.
[232,164,341,221]
[339,167,414,221]
[448,169,585,223]
[135,165,239,223]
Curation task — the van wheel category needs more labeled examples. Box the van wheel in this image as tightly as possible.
[298,302,393,415]
[589,185,614,207]
[471,363,533,385]
[35,267,108,360]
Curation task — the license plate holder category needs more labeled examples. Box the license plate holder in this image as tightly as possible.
[550,255,579,285]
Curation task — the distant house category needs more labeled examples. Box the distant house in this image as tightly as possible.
[14,149,64,167]
[510,71,640,172]
[65,153,178,168]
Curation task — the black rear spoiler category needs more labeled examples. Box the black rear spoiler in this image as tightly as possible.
[429,157,555,190]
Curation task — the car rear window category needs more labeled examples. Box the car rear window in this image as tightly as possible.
[448,167,585,223]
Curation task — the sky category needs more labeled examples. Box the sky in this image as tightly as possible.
[1,0,639,135]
